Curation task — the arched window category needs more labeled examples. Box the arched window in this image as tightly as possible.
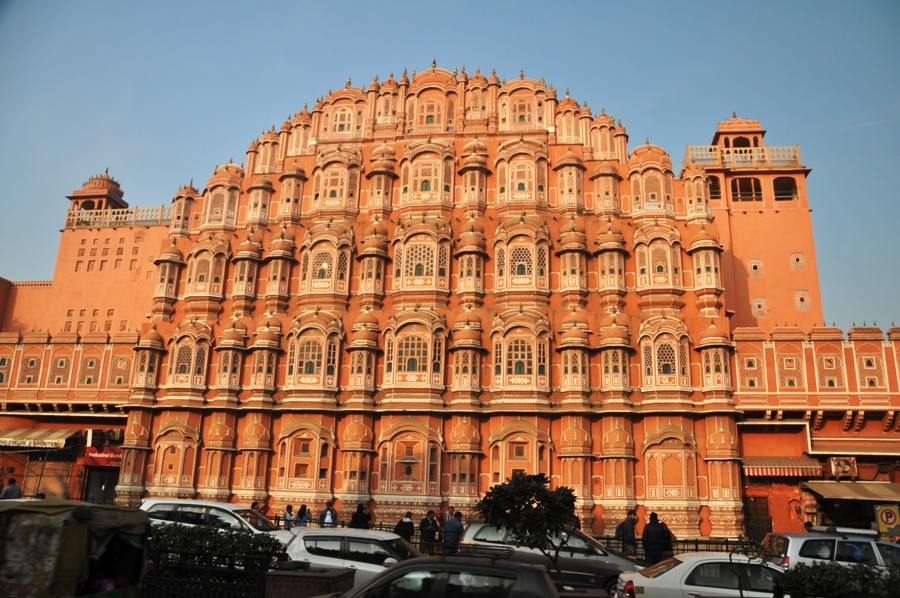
[397,336,427,372]
[506,339,533,375]
[299,341,323,375]
[421,180,431,192]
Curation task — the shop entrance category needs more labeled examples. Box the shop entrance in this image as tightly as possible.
[744,496,773,542]
[84,467,119,504]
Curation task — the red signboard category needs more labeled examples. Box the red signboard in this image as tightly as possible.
[84,445,122,467]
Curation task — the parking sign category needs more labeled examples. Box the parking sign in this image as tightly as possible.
[875,504,899,533]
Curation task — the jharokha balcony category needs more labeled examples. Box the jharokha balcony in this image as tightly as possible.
[681,145,802,171]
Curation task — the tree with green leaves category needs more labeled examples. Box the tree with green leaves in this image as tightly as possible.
[474,472,577,588]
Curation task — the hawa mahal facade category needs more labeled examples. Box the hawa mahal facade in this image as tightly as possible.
[1,64,898,538]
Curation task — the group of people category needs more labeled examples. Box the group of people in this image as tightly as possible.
[277,501,340,530]
[614,510,677,564]
[391,506,465,555]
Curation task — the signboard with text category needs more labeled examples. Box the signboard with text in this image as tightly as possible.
[83,446,122,467]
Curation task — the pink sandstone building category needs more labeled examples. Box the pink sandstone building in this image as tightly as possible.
[1,64,897,538]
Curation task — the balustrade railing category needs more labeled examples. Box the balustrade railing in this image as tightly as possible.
[682,145,802,171]
[65,206,172,230]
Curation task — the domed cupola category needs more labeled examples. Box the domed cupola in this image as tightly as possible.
[66,169,127,210]
[369,142,397,176]
[557,215,587,253]
[450,312,484,351]
[266,227,296,260]
[137,325,166,351]
[602,422,635,456]
[349,309,380,350]
[449,417,481,452]
[558,307,591,350]
[456,214,487,255]
[219,319,248,350]
[559,419,592,456]
[688,224,720,253]
[343,416,374,451]
[594,218,627,253]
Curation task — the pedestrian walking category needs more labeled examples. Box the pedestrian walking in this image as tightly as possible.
[660,522,675,560]
[443,511,464,554]
[320,501,339,527]
[0,478,22,499]
[296,504,313,527]
[615,510,639,556]
[641,512,670,564]
[349,504,372,529]
[444,506,456,525]
[283,505,296,530]
[419,510,440,555]
[393,511,415,542]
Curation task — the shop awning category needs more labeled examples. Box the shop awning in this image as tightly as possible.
[742,456,823,477]
[803,481,900,502]
[0,428,81,449]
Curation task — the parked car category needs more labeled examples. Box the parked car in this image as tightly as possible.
[617,552,784,598]
[140,498,294,545]
[310,555,560,598]
[762,527,900,569]
[460,520,644,597]
[286,528,423,586]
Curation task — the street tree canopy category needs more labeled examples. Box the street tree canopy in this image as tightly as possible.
[474,472,577,586]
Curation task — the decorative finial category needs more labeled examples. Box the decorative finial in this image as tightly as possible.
[732,111,737,118]
[540,76,545,84]
[476,66,480,74]
[583,100,588,108]
[520,70,524,79]
[492,67,496,75]
[412,70,416,78]
[389,71,394,78]
[461,64,465,72]
[601,106,605,115]
[346,76,351,88]
[229,156,233,164]
[402,67,407,76]
[645,138,650,146]
[105,167,109,174]
[304,102,307,110]
[453,67,457,76]
[328,88,332,95]
[432,58,436,68]
[502,78,506,85]
[618,118,622,126]
[189,178,193,187]
[373,74,378,83]
[565,88,570,97]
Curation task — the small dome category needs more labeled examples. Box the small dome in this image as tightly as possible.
[689,225,719,252]
[594,219,626,252]
[209,418,235,443]
[354,310,379,327]
[453,326,482,343]
[457,234,486,252]
[351,327,378,344]
[255,325,279,345]
[487,69,501,86]
[221,324,246,346]
[449,419,480,452]
[556,150,583,168]
[361,235,388,255]
[559,422,591,455]
[280,163,307,179]
[344,418,374,450]
[398,70,410,85]
[628,142,673,171]
[237,234,262,257]
[368,78,381,92]
[463,137,488,155]
[561,308,588,329]
[560,216,585,236]
[138,326,165,349]
[158,243,184,263]
[244,418,271,443]
[561,327,589,344]
[363,218,388,238]
[698,322,730,348]
[592,111,615,127]
[463,215,485,236]
[556,96,579,112]
[462,152,487,169]
[602,424,634,453]
[380,76,399,91]
[592,163,620,178]
[599,321,630,347]
[372,142,396,159]
[707,425,736,452]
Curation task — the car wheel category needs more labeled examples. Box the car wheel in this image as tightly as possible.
[604,578,618,598]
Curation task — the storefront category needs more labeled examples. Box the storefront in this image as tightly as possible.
[741,455,824,539]
[82,444,123,503]
[803,481,900,530]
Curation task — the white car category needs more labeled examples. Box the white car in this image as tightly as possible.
[140,498,294,545]
[617,552,784,598]
[286,528,422,586]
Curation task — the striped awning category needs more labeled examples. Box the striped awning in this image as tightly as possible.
[804,481,900,502]
[742,456,822,477]
[0,429,81,449]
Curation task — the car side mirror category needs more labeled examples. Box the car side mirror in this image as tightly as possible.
[383,557,398,568]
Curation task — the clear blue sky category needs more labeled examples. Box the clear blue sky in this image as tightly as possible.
[0,1,897,331]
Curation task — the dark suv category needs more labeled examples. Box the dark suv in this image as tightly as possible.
[313,555,560,598]
[460,521,644,597]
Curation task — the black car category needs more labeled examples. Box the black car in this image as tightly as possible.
[461,521,645,597]
[311,555,560,598]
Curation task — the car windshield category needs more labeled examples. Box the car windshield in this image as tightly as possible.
[388,537,424,560]
[233,509,278,531]
[639,557,682,578]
